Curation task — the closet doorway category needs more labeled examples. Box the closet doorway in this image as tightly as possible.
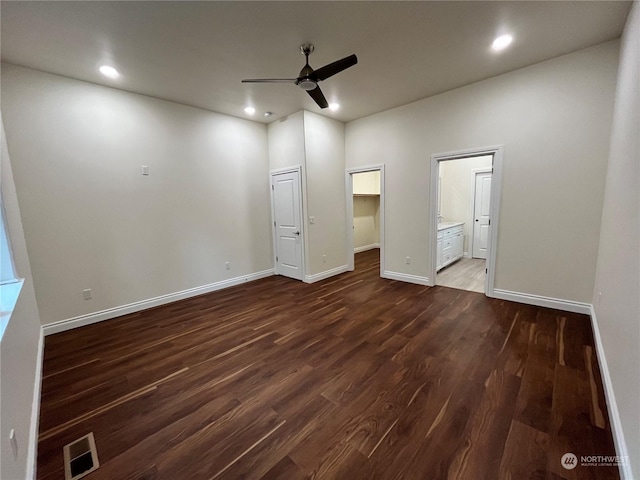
[430,147,503,296]
[346,165,385,276]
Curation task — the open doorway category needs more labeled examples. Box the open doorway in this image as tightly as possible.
[430,147,503,296]
[346,165,385,276]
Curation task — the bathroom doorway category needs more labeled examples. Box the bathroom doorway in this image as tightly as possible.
[430,147,503,295]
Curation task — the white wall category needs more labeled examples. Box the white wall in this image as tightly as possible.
[1,64,273,326]
[352,170,381,253]
[302,111,347,276]
[346,41,618,301]
[439,155,492,255]
[1,115,43,480]
[353,195,380,250]
[267,110,347,279]
[592,3,640,478]
[267,111,305,171]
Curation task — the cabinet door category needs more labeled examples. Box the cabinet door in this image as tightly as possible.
[437,239,443,270]
[453,232,463,259]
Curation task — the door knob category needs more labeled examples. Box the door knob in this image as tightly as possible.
[294,231,300,236]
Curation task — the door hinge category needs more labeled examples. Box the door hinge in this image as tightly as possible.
[274,221,276,227]
[486,268,488,274]
[271,184,274,191]
[276,256,278,262]
[488,219,491,225]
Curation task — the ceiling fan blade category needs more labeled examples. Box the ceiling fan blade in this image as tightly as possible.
[241,78,297,83]
[311,54,358,81]
[307,85,329,109]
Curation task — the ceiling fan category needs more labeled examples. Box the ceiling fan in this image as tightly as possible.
[242,44,358,109]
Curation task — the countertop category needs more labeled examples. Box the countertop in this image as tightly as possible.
[438,222,464,231]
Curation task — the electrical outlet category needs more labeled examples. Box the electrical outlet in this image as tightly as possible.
[309,216,315,224]
[141,165,149,176]
[225,262,230,271]
[82,289,92,300]
[405,257,411,265]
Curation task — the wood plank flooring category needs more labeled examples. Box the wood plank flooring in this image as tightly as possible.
[437,257,486,293]
[37,249,619,480]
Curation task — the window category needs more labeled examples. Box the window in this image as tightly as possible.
[1,201,16,283]
[0,197,24,340]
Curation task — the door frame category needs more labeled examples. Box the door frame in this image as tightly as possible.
[469,167,493,259]
[270,165,305,279]
[429,146,503,296]
[346,164,385,277]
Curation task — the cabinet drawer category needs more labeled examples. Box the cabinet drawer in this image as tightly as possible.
[441,226,462,238]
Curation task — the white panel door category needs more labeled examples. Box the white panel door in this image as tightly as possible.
[272,171,303,280]
[472,172,492,259]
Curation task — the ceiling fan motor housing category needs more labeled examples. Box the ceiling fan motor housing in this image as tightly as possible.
[297,64,317,90]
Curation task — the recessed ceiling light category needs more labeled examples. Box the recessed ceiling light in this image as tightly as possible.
[264,112,272,117]
[491,34,513,52]
[329,103,340,111]
[244,106,256,115]
[99,65,120,79]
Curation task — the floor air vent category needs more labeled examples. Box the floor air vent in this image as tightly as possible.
[63,432,100,480]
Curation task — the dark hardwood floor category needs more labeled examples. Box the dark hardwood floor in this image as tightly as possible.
[37,249,619,479]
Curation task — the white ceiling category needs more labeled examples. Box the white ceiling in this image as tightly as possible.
[0,1,632,124]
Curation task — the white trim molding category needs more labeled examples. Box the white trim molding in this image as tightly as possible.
[304,265,349,284]
[382,270,430,286]
[43,269,275,335]
[492,288,591,315]
[26,329,44,480]
[354,243,380,254]
[589,306,634,480]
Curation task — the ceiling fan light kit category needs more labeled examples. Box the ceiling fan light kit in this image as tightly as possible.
[242,44,358,109]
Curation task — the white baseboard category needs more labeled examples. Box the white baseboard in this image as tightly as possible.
[26,328,44,480]
[382,270,431,286]
[43,269,275,336]
[491,288,591,315]
[589,306,633,480]
[304,265,349,284]
[354,243,380,254]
